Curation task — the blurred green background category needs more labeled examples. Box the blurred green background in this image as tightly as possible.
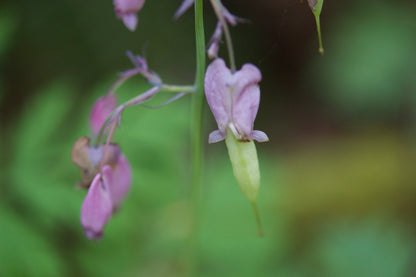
[1,0,416,276]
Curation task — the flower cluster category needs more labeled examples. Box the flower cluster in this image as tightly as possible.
[73,0,274,240]
[72,94,132,240]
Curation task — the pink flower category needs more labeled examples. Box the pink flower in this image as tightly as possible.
[204,58,268,143]
[72,94,132,240]
[114,0,145,31]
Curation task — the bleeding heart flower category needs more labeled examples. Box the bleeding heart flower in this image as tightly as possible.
[204,58,268,143]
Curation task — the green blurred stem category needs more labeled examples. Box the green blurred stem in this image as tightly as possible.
[187,0,206,274]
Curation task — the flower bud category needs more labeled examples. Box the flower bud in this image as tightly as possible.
[89,93,117,137]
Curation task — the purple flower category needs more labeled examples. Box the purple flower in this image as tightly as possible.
[114,0,145,31]
[204,58,268,143]
[89,93,117,137]
[72,94,132,240]
[80,169,112,240]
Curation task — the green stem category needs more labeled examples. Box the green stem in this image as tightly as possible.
[314,14,324,55]
[186,0,206,275]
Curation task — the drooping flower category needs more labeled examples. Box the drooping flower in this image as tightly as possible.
[72,94,132,240]
[204,58,268,144]
[114,0,145,31]
[204,59,268,235]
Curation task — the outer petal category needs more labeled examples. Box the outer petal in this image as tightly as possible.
[229,64,262,139]
[204,58,232,135]
[89,93,117,137]
[108,155,132,210]
[80,172,113,240]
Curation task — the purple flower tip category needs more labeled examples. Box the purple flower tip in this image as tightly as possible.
[81,172,113,240]
[114,0,145,30]
[204,58,268,143]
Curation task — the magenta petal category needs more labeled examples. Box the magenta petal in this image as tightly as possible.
[108,155,132,210]
[89,94,117,137]
[204,58,232,135]
[80,173,113,240]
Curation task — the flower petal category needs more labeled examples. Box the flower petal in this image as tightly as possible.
[89,94,117,137]
[230,63,262,139]
[208,130,226,143]
[122,13,138,31]
[80,172,113,240]
[204,58,232,136]
[108,154,132,210]
[251,130,269,142]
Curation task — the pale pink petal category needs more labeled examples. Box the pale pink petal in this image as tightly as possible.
[251,130,269,142]
[122,13,138,31]
[109,155,132,210]
[80,172,113,240]
[89,94,117,137]
[208,130,226,143]
[204,58,232,136]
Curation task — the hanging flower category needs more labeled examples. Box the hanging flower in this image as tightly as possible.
[72,94,132,240]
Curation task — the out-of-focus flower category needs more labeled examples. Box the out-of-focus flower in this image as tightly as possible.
[90,93,117,137]
[72,94,132,240]
[204,58,268,143]
[80,169,113,240]
[114,0,145,31]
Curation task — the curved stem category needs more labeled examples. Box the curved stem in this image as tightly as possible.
[210,0,236,72]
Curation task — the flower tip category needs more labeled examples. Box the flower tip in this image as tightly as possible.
[83,228,104,241]
[80,173,112,241]
[252,130,269,143]
[122,13,138,31]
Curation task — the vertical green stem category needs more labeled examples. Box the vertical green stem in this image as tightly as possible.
[187,0,206,275]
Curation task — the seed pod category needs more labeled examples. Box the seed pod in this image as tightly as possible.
[225,129,260,203]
